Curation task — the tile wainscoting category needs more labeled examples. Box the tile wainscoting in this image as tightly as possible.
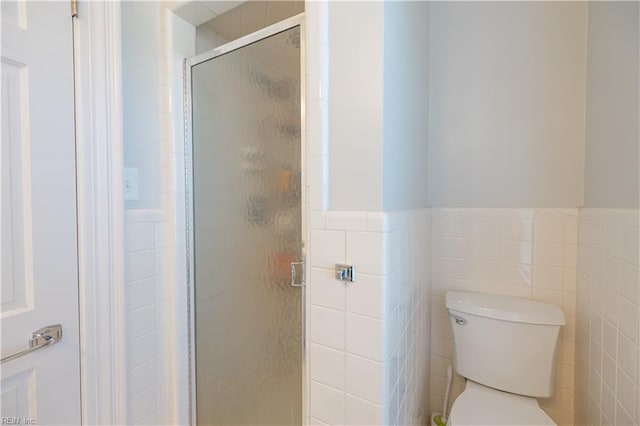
[308,209,431,426]
[430,208,578,425]
[576,209,640,425]
[124,209,169,424]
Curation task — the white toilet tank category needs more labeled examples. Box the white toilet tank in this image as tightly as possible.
[446,291,565,398]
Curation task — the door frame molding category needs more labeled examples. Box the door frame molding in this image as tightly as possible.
[73,2,127,424]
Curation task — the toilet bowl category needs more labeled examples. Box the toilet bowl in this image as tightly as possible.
[445,291,565,426]
[448,381,555,426]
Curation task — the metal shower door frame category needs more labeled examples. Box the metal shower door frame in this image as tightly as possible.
[183,13,307,426]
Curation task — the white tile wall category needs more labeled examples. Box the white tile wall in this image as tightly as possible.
[430,208,578,426]
[575,209,640,426]
[309,209,431,426]
[160,7,196,425]
[125,210,167,425]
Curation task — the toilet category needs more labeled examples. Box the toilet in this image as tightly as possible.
[445,291,566,426]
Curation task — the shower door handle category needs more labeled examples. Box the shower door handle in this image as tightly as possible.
[291,259,305,287]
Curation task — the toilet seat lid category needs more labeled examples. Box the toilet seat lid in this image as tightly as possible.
[449,382,556,426]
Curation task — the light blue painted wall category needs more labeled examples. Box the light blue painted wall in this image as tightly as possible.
[427,2,588,207]
[328,1,385,211]
[122,1,162,209]
[584,1,640,208]
[382,1,430,211]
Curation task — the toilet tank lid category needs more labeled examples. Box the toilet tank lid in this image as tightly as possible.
[446,291,566,326]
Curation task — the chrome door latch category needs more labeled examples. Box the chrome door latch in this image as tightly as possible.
[1,324,63,364]
[335,264,356,282]
[291,259,306,287]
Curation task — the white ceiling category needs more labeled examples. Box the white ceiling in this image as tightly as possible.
[169,1,245,26]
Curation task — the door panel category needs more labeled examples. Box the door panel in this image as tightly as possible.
[1,370,33,419]
[191,26,302,425]
[1,57,32,314]
[1,2,81,424]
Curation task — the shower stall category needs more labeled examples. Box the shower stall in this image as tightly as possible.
[186,15,305,425]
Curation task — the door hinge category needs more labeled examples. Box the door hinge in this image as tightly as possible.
[71,0,78,17]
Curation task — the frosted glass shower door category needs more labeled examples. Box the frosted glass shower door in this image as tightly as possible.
[190,25,302,426]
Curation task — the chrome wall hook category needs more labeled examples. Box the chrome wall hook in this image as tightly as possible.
[335,264,356,282]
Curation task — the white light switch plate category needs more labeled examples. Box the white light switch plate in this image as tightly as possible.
[124,167,139,201]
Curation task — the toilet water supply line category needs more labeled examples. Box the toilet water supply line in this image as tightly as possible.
[433,365,453,426]
[443,365,453,423]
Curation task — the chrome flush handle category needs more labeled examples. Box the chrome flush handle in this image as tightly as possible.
[449,314,467,326]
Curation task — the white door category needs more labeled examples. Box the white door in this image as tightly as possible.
[1,1,81,424]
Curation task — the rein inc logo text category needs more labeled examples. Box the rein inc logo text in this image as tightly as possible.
[2,418,35,425]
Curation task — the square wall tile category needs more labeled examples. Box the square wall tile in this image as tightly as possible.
[621,231,640,266]
[127,277,157,311]
[504,241,533,264]
[618,262,639,302]
[129,332,158,368]
[129,305,157,340]
[311,344,345,390]
[310,306,345,350]
[535,217,566,243]
[533,266,564,292]
[474,217,505,240]
[505,217,534,241]
[534,242,565,267]
[346,354,386,404]
[345,394,385,425]
[346,274,387,319]
[616,368,635,419]
[126,222,157,253]
[346,313,385,361]
[325,211,367,231]
[618,297,638,341]
[130,385,157,423]
[565,219,578,244]
[310,380,345,425]
[311,267,346,311]
[346,231,388,275]
[432,216,455,237]
[367,212,390,232]
[129,359,158,397]
[311,230,346,268]
[126,250,156,282]
[136,411,158,425]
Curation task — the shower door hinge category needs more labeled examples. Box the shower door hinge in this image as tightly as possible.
[71,0,78,17]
